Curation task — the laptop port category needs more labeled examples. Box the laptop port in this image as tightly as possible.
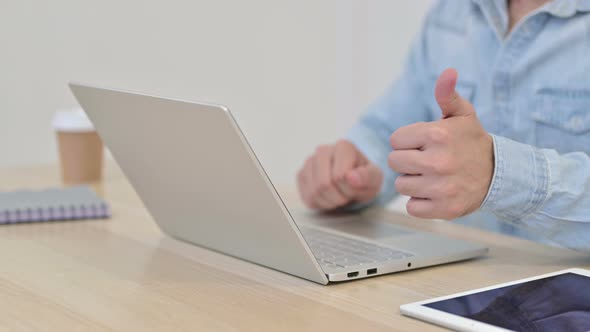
[367,268,377,275]
[347,271,359,278]
[407,262,412,268]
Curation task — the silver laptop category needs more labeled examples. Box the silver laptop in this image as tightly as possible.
[70,83,488,285]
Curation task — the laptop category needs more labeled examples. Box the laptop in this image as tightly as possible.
[69,83,488,285]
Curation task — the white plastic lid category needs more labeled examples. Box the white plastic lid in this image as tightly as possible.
[52,107,95,132]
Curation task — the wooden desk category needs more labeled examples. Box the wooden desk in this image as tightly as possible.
[1,162,588,331]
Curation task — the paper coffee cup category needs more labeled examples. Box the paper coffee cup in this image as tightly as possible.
[53,108,103,185]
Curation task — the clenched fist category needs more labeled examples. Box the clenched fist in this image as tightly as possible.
[388,68,494,220]
[297,140,383,211]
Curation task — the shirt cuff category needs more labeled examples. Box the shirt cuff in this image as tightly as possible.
[480,135,551,221]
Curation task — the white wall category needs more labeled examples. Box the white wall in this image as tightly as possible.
[1,0,430,184]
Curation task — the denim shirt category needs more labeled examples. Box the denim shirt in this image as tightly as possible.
[346,0,590,251]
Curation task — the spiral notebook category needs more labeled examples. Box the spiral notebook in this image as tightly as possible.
[0,186,111,224]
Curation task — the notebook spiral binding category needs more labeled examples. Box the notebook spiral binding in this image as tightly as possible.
[0,186,111,224]
[0,203,110,224]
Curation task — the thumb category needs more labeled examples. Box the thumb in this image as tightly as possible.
[435,68,473,118]
[345,164,383,192]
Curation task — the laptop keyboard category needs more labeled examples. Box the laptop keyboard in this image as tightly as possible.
[300,226,414,270]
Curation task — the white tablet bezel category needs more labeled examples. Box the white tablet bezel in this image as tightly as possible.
[400,268,590,332]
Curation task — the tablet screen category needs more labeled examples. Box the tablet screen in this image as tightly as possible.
[425,273,590,331]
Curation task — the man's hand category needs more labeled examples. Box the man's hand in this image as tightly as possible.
[297,140,383,211]
[388,68,494,220]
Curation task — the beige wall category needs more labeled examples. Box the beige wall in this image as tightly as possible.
[1,0,430,184]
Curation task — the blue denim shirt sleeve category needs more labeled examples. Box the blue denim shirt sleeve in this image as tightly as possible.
[341,0,590,252]
[481,135,590,251]
[344,14,433,208]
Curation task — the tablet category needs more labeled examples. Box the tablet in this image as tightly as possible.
[400,268,590,332]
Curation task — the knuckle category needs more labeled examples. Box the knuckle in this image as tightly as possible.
[431,156,455,175]
[387,152,396,168]
[315,144,332,155]
[427,126,450,144]
[406,200,423,218]
[332,171,345,183]
[439,182,458,197]
[309,182,323,196]
[447,183,459,197]
[331,172,342,182]
[316,180,334,193]
[394,177,406,194]
[310,187,323,200]
[389,129,402,149]
[335,139,352,150]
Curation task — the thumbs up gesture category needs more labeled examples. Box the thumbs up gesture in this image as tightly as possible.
[388,68,494,219]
